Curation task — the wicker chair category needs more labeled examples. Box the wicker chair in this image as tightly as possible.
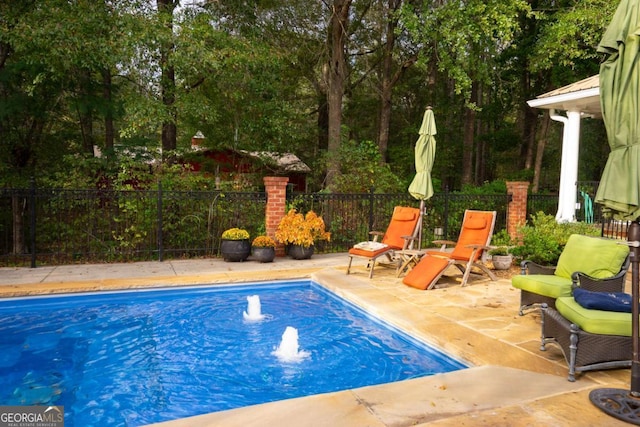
[517,256,630,315]
[541,299,632,382]
[512,234,630,316]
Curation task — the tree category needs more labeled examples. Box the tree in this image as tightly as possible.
[377,0,417,163]
[522,0,617,191]
[157,0,178,152]
[325,0,353,189]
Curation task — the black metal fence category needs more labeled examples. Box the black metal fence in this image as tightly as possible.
[526,181,630,240]
[288,188,510,254]
[2,181,628,267]
[1,184,511,267]
[0,184,267,267]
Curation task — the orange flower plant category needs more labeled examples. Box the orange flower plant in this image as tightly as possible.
[275,209,331,248]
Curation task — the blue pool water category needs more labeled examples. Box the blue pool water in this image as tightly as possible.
[0,280,466,426]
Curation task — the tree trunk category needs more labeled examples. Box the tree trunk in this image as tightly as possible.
[79,68,95,155]
[378,0,414,164]
[325,0,351,189]
[158,0,177,152]
[11,195,24,255]
[532,112,551,193]
[461,82,479,186]
[102,68,114,153]
[317,94,329,151]
[378,0,398,163]
[521,102,538,170]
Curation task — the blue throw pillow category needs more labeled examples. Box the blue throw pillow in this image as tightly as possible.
[573,287,632,313]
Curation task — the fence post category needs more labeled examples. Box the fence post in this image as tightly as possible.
[157,181,163,262]
[368,187,375,232]
[30,177,36,268]
[264,176,289,256]
[506,181,529,241]
[443,186,450,239]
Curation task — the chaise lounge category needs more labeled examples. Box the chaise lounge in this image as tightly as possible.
[346,206,421,278]
[511,234,630,315]
[402,210,497,290]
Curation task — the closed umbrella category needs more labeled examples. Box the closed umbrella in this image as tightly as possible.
[590,0,640,423]
[408,106,437,249]
[594,0,640,220]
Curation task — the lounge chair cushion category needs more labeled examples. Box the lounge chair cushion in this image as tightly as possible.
[348,245,390,258]
[403,256,450,290]
[511,274,574,299]
[554,234,629,279]
[556,296,632,336]
[382,207,420,249]
[573,287,632,313]
[464,217,487,230]
[449,211,494,261]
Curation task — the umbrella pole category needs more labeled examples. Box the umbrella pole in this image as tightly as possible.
[589,219,640,424]
[418,200,424,250]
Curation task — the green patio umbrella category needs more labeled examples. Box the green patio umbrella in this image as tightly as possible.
[594,0,640,220]
[408,106,437,249]
[590,1,640,423]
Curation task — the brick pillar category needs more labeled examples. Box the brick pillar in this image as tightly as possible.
[506,181,529,241]
[264,176,289,256]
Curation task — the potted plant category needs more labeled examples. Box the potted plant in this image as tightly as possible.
[275,209,331,259]
[489,246,513,270]
[251,235,276,263]
[220,228,251,262]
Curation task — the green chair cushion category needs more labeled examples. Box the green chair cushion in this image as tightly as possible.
[556,296,632,336]
[511,274,573,299]
[554,234,629,279]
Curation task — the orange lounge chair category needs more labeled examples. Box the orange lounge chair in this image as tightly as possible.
[346,206,421,278]
[403,210,497,290]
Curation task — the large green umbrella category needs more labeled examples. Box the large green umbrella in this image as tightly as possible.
[590,1,640,423]
[594,0,640,220]
[408,107,437,249]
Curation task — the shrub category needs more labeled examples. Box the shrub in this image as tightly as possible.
[509,212,600,265]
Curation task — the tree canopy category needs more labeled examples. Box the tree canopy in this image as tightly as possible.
[0,0,614,192]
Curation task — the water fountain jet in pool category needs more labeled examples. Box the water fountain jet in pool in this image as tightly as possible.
[243,295,265,321]
[273,326,310,362]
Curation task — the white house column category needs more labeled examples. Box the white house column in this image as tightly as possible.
[550,109,581,222]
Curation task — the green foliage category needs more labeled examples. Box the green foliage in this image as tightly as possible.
[509,212,600,265]
[0,0,616,194]
[460,180,507,194]
[330,140,403,193]
[530,0,617,72]
[488,229,514,256]
[491,229,514,247]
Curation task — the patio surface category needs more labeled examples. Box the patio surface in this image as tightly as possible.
[0,254,633,426]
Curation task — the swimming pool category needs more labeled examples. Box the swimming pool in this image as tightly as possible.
[0,280,466,426]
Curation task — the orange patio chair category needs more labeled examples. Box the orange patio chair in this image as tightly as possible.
[403,210,497,290]
[346,206,422,278]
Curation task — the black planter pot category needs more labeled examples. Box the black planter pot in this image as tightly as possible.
[220,239,251,262]
[252,246,276,263]
[288,244,314,260]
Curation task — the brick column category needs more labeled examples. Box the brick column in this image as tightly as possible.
[264,176,289,256]
[506,181,529,241]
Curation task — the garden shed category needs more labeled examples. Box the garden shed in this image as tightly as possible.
[188,136,310,191]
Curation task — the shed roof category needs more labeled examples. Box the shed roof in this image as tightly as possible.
[239,150,311,173]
